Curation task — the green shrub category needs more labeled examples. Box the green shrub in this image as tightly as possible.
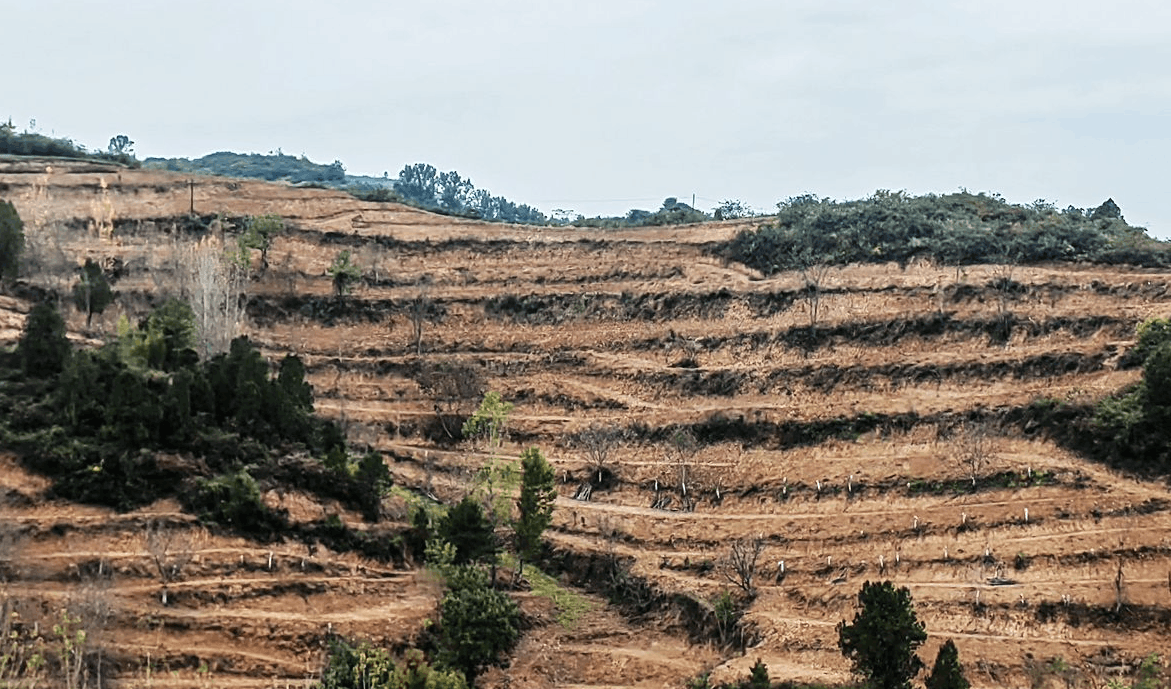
[189,470,285,534]
[17,302,70,377]
[0,199,23,285]
[436,565,520,681]
[70,258,115,327]
[1135,318,1171,360]
[318,637,467,689]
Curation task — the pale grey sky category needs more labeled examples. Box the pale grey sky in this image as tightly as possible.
[5,1,1170,235]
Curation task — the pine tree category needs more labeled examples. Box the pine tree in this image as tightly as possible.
[926,640,970,689]
[837,580,927,689]
[514,446,556,575]
[0,200,22,286]
[747,658,770,689]
[71,258,115,327]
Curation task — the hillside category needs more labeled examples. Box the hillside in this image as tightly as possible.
[1,159,1170,688]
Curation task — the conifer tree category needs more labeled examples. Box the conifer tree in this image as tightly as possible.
[926,639,970,689]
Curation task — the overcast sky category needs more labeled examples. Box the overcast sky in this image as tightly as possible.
[5,1,1170,236]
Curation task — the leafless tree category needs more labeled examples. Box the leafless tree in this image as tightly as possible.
[145,521,195,605]
[1114,558,1127,614]
[799,262,833,331]
[70,566,113,689]
[722,536,763,596]
[576,424,621,486]
[954,421,995,487]
[416,362,486,440]
[665,429,700,510]
[182,237,247,358]
[408,284,434,356]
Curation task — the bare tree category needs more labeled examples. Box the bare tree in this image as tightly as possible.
[182,236,247,358]
[576,424,621,486]
[70,566,113,689]
[799,262,833,332]
[408,285,433,356]
[416,362,486,441]
[144,521,195,605]
[722,536,763,596]
[1114,558,1127,614]
[954,422,995,487]
[665,429,700,510]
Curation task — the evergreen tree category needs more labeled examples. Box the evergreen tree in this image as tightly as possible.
[17,302,70,377]
[0,200,23,286]
[747,658,770,689]
[437,565,520,681]
[440,496,498,566]
[926,640,970,689]
[837,580,927,689]
[514,446,556,575]
[71,258,115,327]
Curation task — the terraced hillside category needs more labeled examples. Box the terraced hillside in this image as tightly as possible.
[2,159,1170,688]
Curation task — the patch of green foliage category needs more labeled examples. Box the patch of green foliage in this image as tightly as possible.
[926,639,970,689]
[0,199,23,286]
[500,552,591,627]
[0,300,379,526]
[317,636,467,689]
[837,580,926,689]
[328,250,362,296]
[144,150,344,184]
[435,565,520,681]
[0,119,138,166]
[724,191,1170,273]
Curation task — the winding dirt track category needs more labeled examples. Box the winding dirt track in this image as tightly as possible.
[2,160,1171,688]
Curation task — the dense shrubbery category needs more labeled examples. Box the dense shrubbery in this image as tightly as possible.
[723,191,1170,272]
[1087,318,1171,470]
[144,151,346,184]
[318,636,467,689]
[0,300,374,520]
[0,120,137,166]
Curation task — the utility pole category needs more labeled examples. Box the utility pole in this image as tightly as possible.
[189,179,195,215]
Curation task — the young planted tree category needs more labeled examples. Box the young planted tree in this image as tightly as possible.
[514,447,556,576]
[70,258,115,327]
[463,391,516,584]
[328,249,361,296]
[577,424,620,486]
[837,580,927,689]
[926,639,970,689]
[409,286,433,356]
[0,200,23,288]
[144,521,195,606]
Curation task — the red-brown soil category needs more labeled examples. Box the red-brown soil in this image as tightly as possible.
[2,159,1170,688]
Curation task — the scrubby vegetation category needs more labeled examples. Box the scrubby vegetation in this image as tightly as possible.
[0,298,386,533]
[723,191,1170,273]
[0,119,138,166]
[1024,317,1171,476]
[144,150,346,185]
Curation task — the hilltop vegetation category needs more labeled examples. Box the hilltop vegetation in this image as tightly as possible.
[723,191,1169,273]
[0,119,138,166]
